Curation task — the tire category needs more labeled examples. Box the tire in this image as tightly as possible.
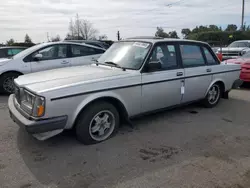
[75,101,120,145]
[0,72,20,94]
[203,83,221,108]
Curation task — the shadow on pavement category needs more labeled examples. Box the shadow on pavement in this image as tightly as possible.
[16,97,250,188]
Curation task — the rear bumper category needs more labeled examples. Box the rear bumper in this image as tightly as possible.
[8,94,67,134]
[240,72,250,82]
[232,79,244,89]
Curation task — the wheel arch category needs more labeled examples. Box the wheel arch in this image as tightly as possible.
[0,70,23,77]
[205,79,226,97]
[71,93,129,129]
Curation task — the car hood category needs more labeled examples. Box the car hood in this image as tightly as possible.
[15,65,133,93]
[225,58,250,64]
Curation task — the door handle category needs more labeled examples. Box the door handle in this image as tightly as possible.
[206,68,212,72]
[176,72,183,76]
[61,60,69,64]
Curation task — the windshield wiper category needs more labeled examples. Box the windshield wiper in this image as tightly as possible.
[104,61,126,71]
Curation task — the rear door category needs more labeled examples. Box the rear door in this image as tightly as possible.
[69,44,105,66]
[180,43,212,103]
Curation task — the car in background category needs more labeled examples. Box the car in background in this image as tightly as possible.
[0,46,27,59]
[0,41,105,93]
[224,51,250,83]
[216,40,250,60]
[9,37,241,144]
[63,40,110,49]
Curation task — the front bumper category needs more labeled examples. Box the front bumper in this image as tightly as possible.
[8,94,67,134]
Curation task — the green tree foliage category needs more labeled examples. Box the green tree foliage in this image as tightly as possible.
[24,34,32,43]
[181,28,191,39]
[155,27,169,38]
[6,38,15,46]
[225,24,237,32]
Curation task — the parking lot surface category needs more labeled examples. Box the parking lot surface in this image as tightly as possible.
[0,88,250,188]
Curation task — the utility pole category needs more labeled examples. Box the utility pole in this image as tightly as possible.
[47,32,50,42]
[76,13,80,40]
[241,0,245,31]
[117,31,121,41]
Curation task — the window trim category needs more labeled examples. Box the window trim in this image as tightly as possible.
[141,41,181,73]
[201,45,220,66]
[23,44,70,63]
[178,43,207,68]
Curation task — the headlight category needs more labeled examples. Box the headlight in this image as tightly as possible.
[20,89,45,117]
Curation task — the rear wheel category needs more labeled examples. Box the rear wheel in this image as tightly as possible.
[75,101,120,145]
[203,83,221,108]
[0,72,20,94]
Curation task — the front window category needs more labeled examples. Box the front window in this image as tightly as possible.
[228,42,250,48]
[98,41,151,70]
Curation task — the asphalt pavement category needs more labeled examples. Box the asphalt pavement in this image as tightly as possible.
[0,87,250,188]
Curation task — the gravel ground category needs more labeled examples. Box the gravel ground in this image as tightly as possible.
[0,87,250,188]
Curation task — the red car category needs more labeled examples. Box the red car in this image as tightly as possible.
[225,52,250,82]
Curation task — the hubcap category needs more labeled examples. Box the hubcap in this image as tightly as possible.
[208,85,220,104]
[3,76,15,93]
[89,110,115,141]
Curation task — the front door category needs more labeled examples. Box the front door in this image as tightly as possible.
[141,42,184,113]
[30,44,70,73]
[179,44,212,103]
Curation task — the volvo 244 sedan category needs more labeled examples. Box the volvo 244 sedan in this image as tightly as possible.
[8,37,242,145]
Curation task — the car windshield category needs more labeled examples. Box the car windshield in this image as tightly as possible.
[12,43,47,59]
[228,42,250,48]
[97,41,151,70]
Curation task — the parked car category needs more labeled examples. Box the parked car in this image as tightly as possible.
[216,40,250,60]
[0,41,105,93]
[8,37,241,144]
[0,46,27,59]
[63,40,110,49]
[224,51,250,83]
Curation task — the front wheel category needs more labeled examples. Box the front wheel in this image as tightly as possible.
[203,83,221,108]
[0,72,20,94]
[75,101,120,145]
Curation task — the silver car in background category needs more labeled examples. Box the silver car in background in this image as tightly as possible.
[8,37,241,145]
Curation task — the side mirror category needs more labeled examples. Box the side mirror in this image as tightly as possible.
[147,61,162,71]
[33,53,43,61]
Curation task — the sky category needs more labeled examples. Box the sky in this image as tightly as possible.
[0,0,249,43]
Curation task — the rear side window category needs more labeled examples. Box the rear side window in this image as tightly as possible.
[7,49,13,56]
[12,48,24,55]
[203,47,218,65]
[71,45,104,57]
[180,44,205,67]
[0,49,6,58]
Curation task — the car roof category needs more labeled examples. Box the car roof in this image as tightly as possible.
[124,37,208,45]
[232,40,250,43]
[41,41,105,50]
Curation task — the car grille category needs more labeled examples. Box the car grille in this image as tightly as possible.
[222,51,240,56]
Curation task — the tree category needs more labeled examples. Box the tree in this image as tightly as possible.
[208,25,221,31]
[24,34,32,43]
[67,14,99,40]
[6,38,15,46]
[181,28,191,39]
[168,31,179,38]
[51,35,61,42]
[155,27,169,38]
[225,24,237,32]
[99,34,108,40]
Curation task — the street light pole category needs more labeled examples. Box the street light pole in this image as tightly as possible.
[241,0,245,30]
